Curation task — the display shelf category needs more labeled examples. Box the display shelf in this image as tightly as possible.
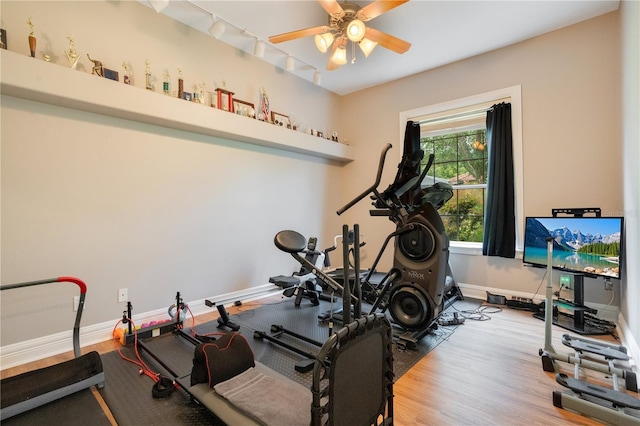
[0,50,354,163]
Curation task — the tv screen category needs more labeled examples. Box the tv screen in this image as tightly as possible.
[523,216,623,280]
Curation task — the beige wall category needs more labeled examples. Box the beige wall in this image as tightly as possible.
[0,0,344,346]
[339,11,623,304]
[1,1,636,358]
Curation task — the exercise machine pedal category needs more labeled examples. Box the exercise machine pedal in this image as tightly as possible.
[555,373,640,410]
[561,334,629,360]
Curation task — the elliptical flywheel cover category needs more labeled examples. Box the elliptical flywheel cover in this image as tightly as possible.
[388,285,433,330]
[398,225,436,262]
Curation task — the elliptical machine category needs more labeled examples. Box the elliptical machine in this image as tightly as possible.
[338,122,459,348]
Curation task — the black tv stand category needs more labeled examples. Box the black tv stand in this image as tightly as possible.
[533,208,613,335]
[533,273,610,335]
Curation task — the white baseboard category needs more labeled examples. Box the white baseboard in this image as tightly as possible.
[617,313,640,370]
[0,284,280,371]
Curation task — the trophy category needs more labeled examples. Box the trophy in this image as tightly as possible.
[198,82,207,105]
[177,68,184,99]
[27,18,35,57]
[145,59,153,90]
[162,69,170,95]
[216,81,234,112]
[65,35,80,69]
[122,62,132,85]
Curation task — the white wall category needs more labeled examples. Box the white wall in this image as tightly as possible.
[619,0,640,361]
[339,11,624,307]
[0,1,345,347]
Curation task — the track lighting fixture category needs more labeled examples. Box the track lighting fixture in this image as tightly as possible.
[253,39,265,58]
[285,55,295,72]
[148,0,169,13]
[209,19,225,39]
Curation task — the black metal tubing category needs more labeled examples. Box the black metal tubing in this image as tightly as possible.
[254,330,316,360]
[337,143,392,216]
[1,277,87,359]
[271,324,322,347]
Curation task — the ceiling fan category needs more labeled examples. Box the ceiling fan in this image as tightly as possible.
[268,0,411,71]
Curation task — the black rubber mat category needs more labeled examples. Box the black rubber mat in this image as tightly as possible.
[99,296,480,425]
[2,387,111,426]
[100,344,223,426]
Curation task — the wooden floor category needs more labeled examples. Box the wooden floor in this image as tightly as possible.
[2,297,636,425]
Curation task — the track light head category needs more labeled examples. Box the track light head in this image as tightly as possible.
[209,20,225,39]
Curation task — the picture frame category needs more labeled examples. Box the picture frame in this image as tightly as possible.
[103,68,119,81]
[233,99,255,118]
[271,111,290,128]
[0,29,7,50]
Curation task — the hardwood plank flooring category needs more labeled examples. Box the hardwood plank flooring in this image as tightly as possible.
[2,297,636,425]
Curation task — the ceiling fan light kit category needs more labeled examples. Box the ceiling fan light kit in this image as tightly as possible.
[346,19,366,42]
[269,0,411,71]
[331,45,348,65]
[314,32,335,53]
[358,38,377,58]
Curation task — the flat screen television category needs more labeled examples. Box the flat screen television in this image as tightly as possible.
[523,216,624,280]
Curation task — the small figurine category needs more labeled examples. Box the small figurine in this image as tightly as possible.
[65,35,80,69]
[27,18,36,58]
[87,54,104,77]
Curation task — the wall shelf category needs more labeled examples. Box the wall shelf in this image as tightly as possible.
[0,50,354,163]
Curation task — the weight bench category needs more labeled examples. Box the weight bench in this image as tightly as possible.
[178,313,394,425]
[0,277,105,421]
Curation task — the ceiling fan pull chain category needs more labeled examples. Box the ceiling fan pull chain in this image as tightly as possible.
[351,41,356,64]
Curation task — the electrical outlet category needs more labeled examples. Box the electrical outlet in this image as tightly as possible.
[560,274,573,290]
[118,288,128,303]
[73,296,80,312]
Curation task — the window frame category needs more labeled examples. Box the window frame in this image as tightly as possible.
[399,86,524,254]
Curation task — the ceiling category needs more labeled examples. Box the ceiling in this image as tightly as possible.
[145,0,620,96]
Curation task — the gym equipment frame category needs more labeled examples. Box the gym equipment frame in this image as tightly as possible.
[336,142,459,348]
[0,277,105,421]
[538,239,640,424]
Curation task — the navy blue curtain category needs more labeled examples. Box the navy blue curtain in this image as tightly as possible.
[482,102,516,258]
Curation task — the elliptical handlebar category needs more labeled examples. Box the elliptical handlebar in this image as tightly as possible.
[336,143,392,216]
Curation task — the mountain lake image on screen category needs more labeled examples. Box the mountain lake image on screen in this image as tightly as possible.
[523,216,624,280]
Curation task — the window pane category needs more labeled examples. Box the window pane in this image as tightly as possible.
[439,188,485,243]
[458,159,488,185]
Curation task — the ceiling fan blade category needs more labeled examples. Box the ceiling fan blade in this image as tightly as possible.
[357,0,409,21]
[365,27,411,54]
[317,0,345,17]
[269,26,330,44]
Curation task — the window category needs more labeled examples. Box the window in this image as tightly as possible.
[399,86,524,252]
[422,128,487,243]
